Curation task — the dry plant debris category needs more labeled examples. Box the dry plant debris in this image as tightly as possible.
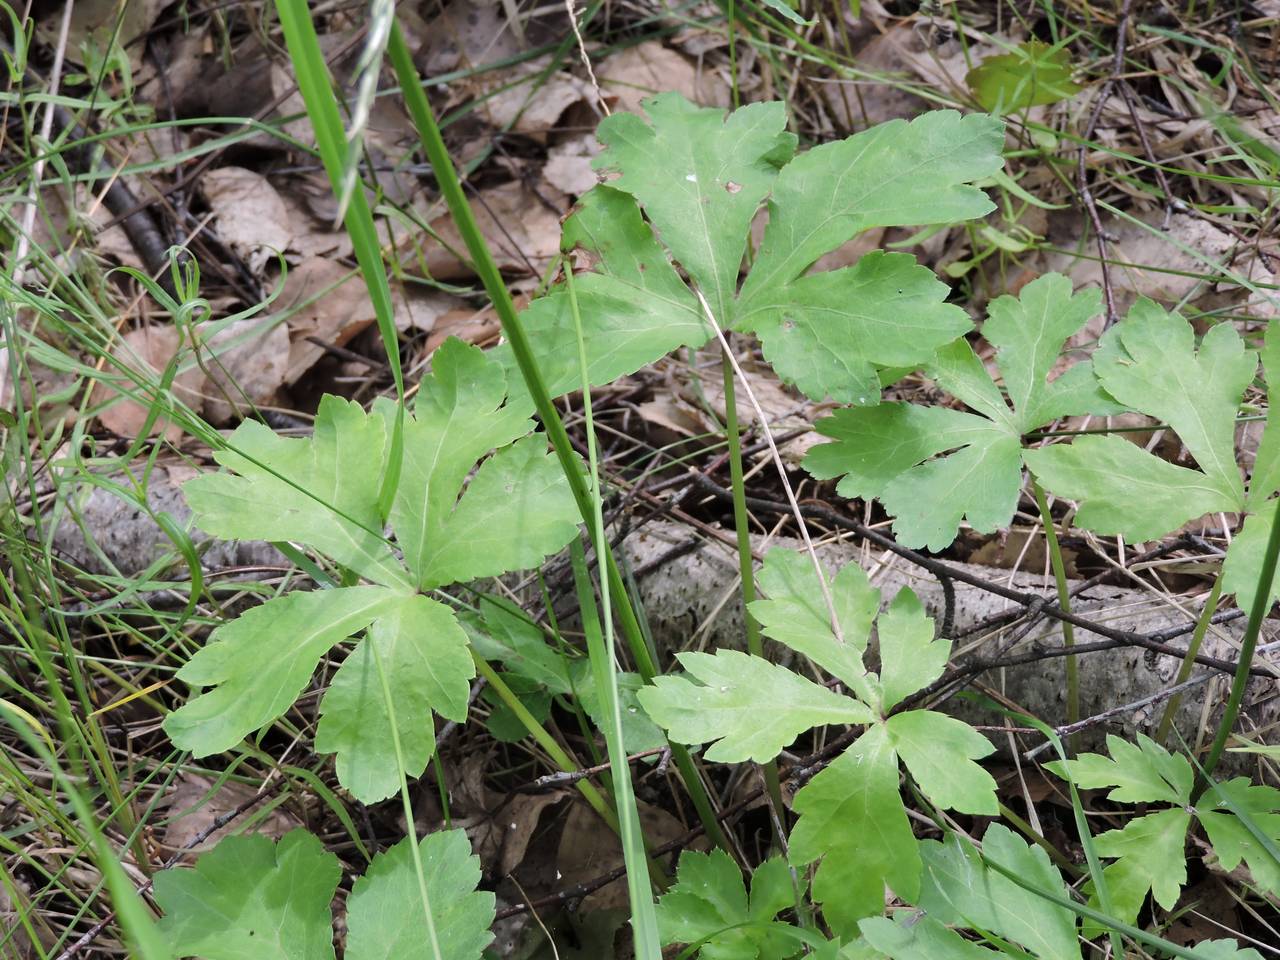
[3,0,1280,956]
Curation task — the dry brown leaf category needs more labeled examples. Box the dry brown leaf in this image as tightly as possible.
[280,188,354,261]
[556,799,703,911]
[278,258,379,383]
[94,326,207,441]
[597,41,731,115]
[696,357,823,463]
[414,0,524,77]
[394,289,465,333]
[424,305,505,355]
[198,317,291,425]
[423,180,567,280]
[43,0,167,70]
[1042,210,1236,311]
[476,57,592,140]
[821,24,976,130]
[201,167,293,277]
[636,395,715,440]
[543,134,602,196]
[465,793,564,879]
[160,774,301,861]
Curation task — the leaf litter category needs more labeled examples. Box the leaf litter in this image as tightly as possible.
[9,0,1280,954]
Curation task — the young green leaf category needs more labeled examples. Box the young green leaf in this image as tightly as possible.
[877,588,949,711]
[918,826,1080,960]
[504,97,1003,407]
[1189,941,1267,960]
[1223,326,1280,611]
[1045,733,1194,805]
[463,596,575,697]
[392,338,578,589]
[498,186,707,404]
[314,594,474,802]
[1025,299,1255,541]
[155,829,341,960]
[163,586,391,756]
[345,829,496,960]
[859,915,998,960]
[739,251,972,405]
[741,111,1003,306]
[736,111,1003,402]
[172,338,580,800]
[749,547,879,695]
[966,41,1082,114]
[1197,778,1280,897]
[884,711,997,815]
[1223,499,1280,615]
[807,274,1112,549]
[577,669,667,754]
[184,394,410,588]
[1087,807,1192,927]
[789,726,920,938]
[1246,323,1280,508]
[656,849,805,960]
[595,93,795,320]
[638,649,873,763]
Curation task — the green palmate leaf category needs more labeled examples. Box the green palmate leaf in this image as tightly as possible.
[155,829,341,960]
[184,394,410,588]
[1223,499,1280,614]
[1088,808,1192,927]
[877,588,949,711]
[498,185,706,406]
[735,111,1003,402]
[638,649,873,763]
[578,669,668,754]
[656,850,804,960]
[1247,324,1280,508]
[1025,299,1256,542]
[1045,733,1194,805]
[1094,302,1251,498]
[1190,942,1267,960]
[1198,778,1280,897]
[173,339,579,798]
[345,829,495,960]
[966,41,1082,114]
[884,711,997,815]
[807,274,1111,549]
[163,586,391,756]
[790,726,920,938]
[595,93,795,320]
[392,338,578,588]
[741,111,1003,304]
[741,251,972,405]
[464,597,575,696]
[749,547,879,695]
[1224,326,1280,611]
[1026,434,1240,542]
[918,825,1080,960]
[508,96,1002,407]
[859,915,997,960]
[314,594,473,803]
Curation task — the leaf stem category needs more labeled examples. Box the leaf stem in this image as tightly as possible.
[566,263,666,950]
[1196,499,1280,792]
[1031,477,1078,747]
[1155,575,1223,743]
[388,20,731,854]
[471,655,618,831]
[719,346,788,836]
[367,638,444,960]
